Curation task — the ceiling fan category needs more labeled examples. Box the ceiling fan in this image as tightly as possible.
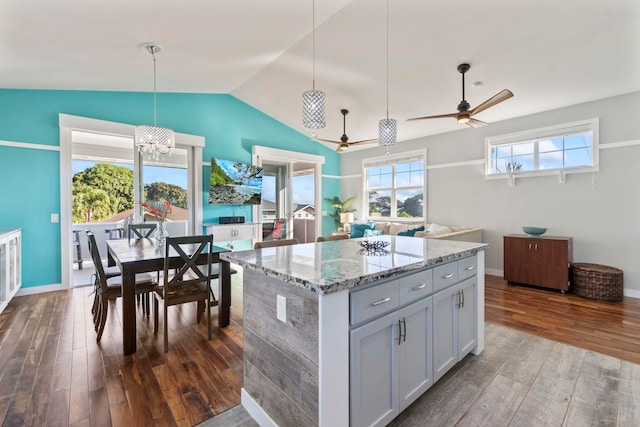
[314,109,377,152]
[407,63,514,128]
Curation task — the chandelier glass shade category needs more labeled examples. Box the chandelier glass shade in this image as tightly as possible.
[378,118,397,147]
[303,89,326,129]
[135,45,175,159]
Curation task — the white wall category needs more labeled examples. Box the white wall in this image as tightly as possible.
[340,92,640,296]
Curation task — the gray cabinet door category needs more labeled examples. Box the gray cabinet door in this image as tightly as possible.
[433,285,458,382]
[457,278,477,358]
[350,310,399,427]
[397,296,433,412]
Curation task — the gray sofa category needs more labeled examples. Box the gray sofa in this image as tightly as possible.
[369,221,483,243]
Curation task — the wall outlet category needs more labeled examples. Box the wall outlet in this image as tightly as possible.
[51,213,59,223]
[277,295,286,323]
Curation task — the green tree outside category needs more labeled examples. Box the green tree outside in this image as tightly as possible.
[73,163,134,216]
[145,182,188,209]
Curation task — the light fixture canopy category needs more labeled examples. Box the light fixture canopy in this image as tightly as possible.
[303,0,326,129]
[135,44,175,159]
[379,0,397,148]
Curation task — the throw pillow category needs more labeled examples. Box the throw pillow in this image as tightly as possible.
[397,226,425,237]
[363,229,384,237]
[350,222,375,238]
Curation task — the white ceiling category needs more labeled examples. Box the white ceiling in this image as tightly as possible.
[2,0,639,151]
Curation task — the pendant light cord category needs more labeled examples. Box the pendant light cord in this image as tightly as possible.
[152,48,157,126]
[312,0,316,91]
[385,0,389,120]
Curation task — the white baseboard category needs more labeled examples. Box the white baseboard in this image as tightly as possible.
[485,268,503,277]
[16,283,67,296]
[624,288,640,299]
[241,388,278,427]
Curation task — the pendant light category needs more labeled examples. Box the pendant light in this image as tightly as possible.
[135,44,175,159]
[378,0,397,148]
[302,0,326,129]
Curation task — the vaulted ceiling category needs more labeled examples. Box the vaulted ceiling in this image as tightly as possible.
[1,0,638,150]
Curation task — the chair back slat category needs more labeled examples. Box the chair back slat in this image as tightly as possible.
[129,223,157,239]
[254,238,298,249]
[317,234,349,242]
[163,235,213,294]
[86,231,108,292]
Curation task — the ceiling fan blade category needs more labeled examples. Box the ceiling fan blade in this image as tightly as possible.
[469,89,513,116]
[466,118,488,128]
[406,112,460,122]
[348,139,378,145]
[313,138,340,144]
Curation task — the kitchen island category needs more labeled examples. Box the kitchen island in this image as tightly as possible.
[221,235,487,427]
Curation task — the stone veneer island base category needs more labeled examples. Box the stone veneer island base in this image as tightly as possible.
[221,236,487,427]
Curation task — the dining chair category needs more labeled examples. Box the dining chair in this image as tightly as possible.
[317,234,349,242]
[128,223,157,239]
[153,235,214,352]
[254,238,298,249]
[86,232,158,342]
[86,230,122,323]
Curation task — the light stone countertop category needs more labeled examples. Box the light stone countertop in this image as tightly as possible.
[220,235,488,295]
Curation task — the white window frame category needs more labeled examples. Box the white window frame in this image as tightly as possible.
[362,149,427,221]
[485,118,599,181]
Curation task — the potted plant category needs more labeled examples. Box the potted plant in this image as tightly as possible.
[324,195,356,230]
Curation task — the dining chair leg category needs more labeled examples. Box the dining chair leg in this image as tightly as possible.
[207,298,211,340]
[163,304,169,353]
[145,293,150,317]
[153,298,159,335]
[96,297,108,342]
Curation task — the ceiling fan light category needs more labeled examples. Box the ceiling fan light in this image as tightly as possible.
[457,114,470,124]
[303,89,326,129]
[337,142,349,152]
[378,118,397,147]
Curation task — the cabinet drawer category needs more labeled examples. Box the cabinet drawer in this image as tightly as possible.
[350,280,399,325]
[399,269,433,305]
[433,262,459,292]
[458,255,477,281]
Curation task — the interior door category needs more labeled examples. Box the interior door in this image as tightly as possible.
[256,158,318,243]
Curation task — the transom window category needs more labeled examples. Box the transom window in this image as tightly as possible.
[486,119,598,176]
[364,151,425,219]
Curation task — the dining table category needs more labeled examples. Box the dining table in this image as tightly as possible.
[106,237,232,355]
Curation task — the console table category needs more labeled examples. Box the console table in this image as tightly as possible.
[503,234,572,292]
[202,222,258,245]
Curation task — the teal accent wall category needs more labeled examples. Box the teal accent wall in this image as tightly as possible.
[0,89,342,288]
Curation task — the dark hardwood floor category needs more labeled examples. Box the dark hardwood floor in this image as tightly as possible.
[1,273,639,426]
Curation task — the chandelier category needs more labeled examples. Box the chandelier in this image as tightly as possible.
[302,0,326,129]
[135,45,175,159]
[378,0,397,148]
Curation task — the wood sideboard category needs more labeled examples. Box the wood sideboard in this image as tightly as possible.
[503,234,572,292]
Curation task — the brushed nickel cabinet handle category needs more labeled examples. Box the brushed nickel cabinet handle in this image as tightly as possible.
[461,290,465,308]
[398,319,403,345]
[535,244,538,251]
[413,284,427,291]
[529,243,532,250]
[402,317,407,343]
[443,273,454,279]
[371,297,391,306]
[465,265,475,271]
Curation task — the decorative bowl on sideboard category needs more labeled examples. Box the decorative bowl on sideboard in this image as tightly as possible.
[522,226,547,237]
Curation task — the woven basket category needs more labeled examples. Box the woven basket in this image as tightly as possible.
[571,263,623,302]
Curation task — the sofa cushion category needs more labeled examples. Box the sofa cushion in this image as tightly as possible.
[426,223,452,235]
[351,222,375,238]
[363,229,384,237]
[397,226,425,237]
[388,222,422,235]
[373,222,391,235]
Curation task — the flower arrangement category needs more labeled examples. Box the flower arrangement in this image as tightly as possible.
[142,200,172,222]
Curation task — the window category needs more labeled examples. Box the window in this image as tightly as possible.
[486,119,598,177]
[364,151,426,219]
